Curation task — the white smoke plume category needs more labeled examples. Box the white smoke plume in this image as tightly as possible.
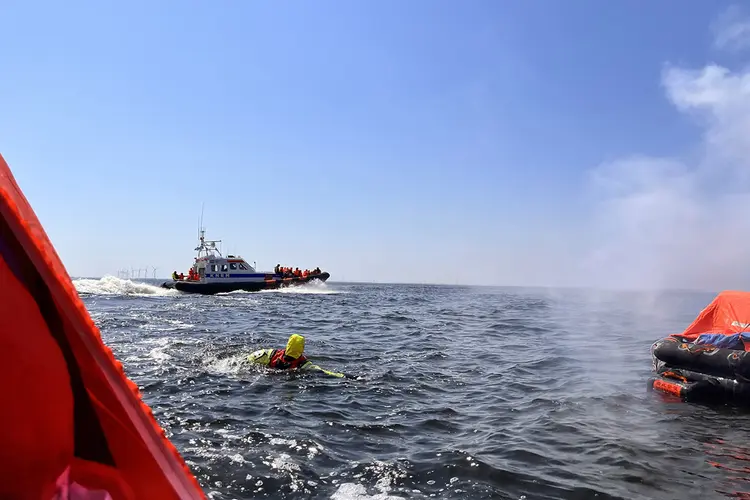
[581,5,750,292]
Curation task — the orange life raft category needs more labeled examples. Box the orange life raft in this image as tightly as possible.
[649,291,750,404]
[0,153,206,499]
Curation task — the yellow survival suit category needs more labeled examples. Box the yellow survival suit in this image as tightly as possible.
[248,334,350,378]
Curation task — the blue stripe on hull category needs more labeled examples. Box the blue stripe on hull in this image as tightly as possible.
[204,273,269,279]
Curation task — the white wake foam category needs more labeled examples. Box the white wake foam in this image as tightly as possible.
[73,275,179,297]
[260,280,340,295]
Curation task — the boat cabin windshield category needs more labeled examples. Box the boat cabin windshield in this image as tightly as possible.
[205,259,255,273]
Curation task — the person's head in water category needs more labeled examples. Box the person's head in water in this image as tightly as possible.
[284,334,305,360]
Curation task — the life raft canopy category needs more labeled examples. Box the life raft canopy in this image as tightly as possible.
[649,290,750,404]
[670,290,750,351]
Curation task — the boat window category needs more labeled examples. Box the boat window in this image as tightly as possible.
[221,264,228,272]
[229,263,238,270]
[210,264,218,272]
[239,263,248,270]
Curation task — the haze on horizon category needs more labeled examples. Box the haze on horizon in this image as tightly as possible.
[2,1,750,292]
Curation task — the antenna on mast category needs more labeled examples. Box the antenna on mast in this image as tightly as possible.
[198,202,205,240]
[193,203,221,258]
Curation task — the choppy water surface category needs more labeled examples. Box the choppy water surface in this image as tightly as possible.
[74,277,750,499]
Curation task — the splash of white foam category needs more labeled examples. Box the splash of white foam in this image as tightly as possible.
[73,275,179,297]
[330,483,405,500]
[203,354,253,376]
[147,338,173,363]
[330,460,408,500]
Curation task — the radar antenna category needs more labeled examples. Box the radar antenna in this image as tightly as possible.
[194,203,222,258]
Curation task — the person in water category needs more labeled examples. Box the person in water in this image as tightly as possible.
[247,334,352,378]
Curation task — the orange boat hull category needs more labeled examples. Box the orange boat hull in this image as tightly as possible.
[0,153,205,499]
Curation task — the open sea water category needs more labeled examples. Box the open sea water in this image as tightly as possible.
[72,277,750,500]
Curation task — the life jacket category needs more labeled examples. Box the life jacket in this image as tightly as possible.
[0,153,206,499]
[268,349,308,370]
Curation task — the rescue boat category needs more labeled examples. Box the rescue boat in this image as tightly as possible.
[0,153,206,498]
[649,290,750,405]
[160,230,330,295]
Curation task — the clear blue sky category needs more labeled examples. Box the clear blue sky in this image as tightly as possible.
[1,0,748,289]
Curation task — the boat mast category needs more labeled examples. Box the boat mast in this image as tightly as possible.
[194,203,222,259]
[198,202,204,242]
